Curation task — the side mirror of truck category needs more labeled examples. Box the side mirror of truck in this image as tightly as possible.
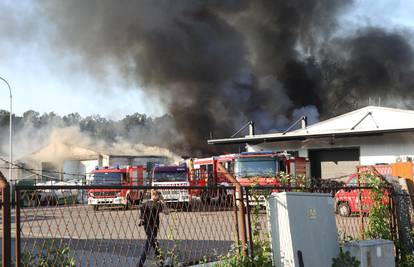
[146,162,154,172]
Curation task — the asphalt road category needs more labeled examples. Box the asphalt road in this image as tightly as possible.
[14,204,237,266]
[1,203,365,266]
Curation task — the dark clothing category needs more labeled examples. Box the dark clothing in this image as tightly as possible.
[138,200,165,267]
[138,235,163,267]
[139,200,164,235]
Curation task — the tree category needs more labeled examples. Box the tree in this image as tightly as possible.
[63,113,81,126]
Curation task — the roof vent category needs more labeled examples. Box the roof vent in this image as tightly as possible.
[248,121,255,136]
[301,116,308,129]
[283,116,308,135]
[230,121,255,138]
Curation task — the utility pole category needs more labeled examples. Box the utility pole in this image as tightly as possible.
[0,77,12,189]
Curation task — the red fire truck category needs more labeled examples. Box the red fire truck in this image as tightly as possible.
[87,166,149,211]
[192,151,310,203]
[151,164,206,209]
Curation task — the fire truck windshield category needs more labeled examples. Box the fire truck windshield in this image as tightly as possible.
[90,172,123,185]
[153,170,187,182]
[234,157,277,178]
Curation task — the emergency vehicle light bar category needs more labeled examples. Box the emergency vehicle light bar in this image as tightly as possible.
[240,151,274,155]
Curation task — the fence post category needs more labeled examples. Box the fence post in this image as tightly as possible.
[217,164,248,256]
[388,186,402,260]
[235,184,248,256]
[15,188,21,267]
[232,189,240,244]
[245,188,254,257]
[357,172,365,239]
[0,171,11,267]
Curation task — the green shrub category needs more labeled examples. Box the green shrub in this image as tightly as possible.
[216,185,272,267]
[332,247,360,267]
[362,172,392,240]
[21,242,75,267]
[397,252,414,267]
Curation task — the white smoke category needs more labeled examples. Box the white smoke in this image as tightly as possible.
[15,126,180,164]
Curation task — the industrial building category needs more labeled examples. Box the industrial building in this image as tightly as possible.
[1,142,171,182]
[208,106,414,179]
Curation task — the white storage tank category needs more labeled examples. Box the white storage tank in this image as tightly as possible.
[267,192,339,267]
[343,239,395,267]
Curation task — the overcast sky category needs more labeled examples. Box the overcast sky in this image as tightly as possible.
[0,0,413,120]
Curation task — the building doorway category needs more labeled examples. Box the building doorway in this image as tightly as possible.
[308,148,360,180]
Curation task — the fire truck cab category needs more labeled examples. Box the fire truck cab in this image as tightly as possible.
[87,165,148,211]
[151,164,206,209]
[192,151,310,203]
[193,151,309,184]
[233,152,309,185]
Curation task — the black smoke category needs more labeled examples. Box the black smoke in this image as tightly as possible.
[28,0,414,155]
[318,28,414,116]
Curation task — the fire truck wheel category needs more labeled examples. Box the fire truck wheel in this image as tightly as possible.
[93,205,99,211]
[338,202,351,217]
[226,195,234,206]
[201,196,211,205]
[218,189,227,205]
[47,195,57,206]
[28,193,40,207]
[183,202,192,212]
[124,197,132,210]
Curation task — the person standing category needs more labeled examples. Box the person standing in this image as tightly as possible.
[138,189,170,267]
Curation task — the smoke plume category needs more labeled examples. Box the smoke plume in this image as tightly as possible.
[6,1,414,155]
[27,127,181,164]
[0,111,181,162]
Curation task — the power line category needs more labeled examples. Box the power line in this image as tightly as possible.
[0,157,88,180]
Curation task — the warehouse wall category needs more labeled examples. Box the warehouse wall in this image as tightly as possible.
[246,132,414,178]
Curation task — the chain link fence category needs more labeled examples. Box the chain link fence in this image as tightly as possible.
[1,182,412,266]
[242,184,411,263]
[15,185,237,266]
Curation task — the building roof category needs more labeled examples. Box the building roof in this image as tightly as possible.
[24,142,101,162]
[208,106,414,145]
[20,142,174,163]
